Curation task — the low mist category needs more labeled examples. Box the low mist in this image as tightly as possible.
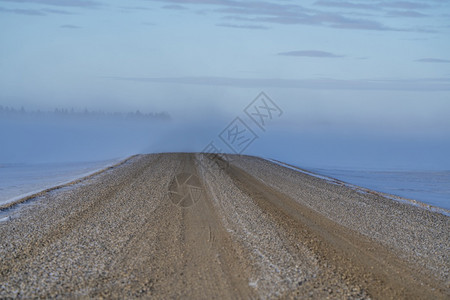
[1,103,449,171]
[0,108,171,163]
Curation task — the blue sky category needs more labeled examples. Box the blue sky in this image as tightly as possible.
[1,0,450,168]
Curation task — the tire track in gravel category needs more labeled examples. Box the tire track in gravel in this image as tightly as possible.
[225,160,448,299]
[102,153,253,299]
[175,153,254,299]
[197,154,352,299]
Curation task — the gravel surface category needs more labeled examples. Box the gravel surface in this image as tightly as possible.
[0,153,448,299]
[232,155,450,284]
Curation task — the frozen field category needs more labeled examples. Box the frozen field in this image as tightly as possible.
[309,168,450,210]
[0,158,124,207]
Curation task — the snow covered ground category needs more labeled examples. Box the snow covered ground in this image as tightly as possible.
[0,158,125,208]
[310,168,450,211]
[268,159,450,212]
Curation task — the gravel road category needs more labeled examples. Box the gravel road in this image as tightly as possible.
[0,153,448,299]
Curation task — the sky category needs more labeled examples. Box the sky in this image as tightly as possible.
[0,0,450,169]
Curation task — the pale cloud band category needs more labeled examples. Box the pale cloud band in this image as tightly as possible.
[108,76,450,91]
[278,50,344,58]
[0,0,101,7]
[415,58,450,63]
[0,0,442,33]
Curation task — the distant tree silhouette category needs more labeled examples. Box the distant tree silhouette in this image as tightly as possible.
[0,106,171,120]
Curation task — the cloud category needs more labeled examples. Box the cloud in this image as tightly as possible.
[381,1,430,10]
[0,0,101,8]
[43,8,74,14]
[119,6,152,11]
[224,12,396,31]
[314,1,377,10]
[278,50,344,57]
[259,13,396,31]
[386,10,427,17]
[0,6,44,15]
[0,6,73,15]
[162,4,188,10]
[149,0,412,32]
[107,76,450,91]
[216,23,268,29]
[415,58,450,63]
[315,1,431,10]
[60,24,80,29]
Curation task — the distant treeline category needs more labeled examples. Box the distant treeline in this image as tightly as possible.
[0,105,170,121]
